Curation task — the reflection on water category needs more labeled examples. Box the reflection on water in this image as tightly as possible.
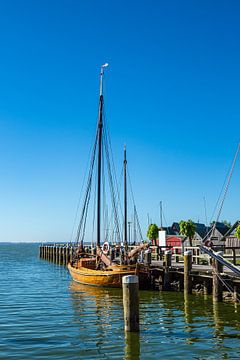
[124,332,140,360]
[1,244,240,359]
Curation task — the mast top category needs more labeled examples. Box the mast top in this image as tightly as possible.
[100,63,109,96]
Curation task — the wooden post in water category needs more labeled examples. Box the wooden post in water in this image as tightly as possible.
[59,246,62,265]
[39,245,42,258]
[52,245,56,263]
[62,246,66,265]
[203,279,212,295]
[212,252,223,302]
[163,250,172,290]
[51,245,54,262]
[56,246,59,264]
[65,245,69,265]
[184,250,192,294]
[70,246,73,263]
[122,275,139,332]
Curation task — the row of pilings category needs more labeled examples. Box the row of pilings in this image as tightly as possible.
[39,244,239,303]
[39,244,77,266]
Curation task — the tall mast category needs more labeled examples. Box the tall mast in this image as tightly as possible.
[97,63,108,248]
[124,145,128,250]
[160,201,163,229]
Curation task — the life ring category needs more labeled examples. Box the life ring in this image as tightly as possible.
[102,241,110,255]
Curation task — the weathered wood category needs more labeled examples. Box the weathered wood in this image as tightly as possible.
[184,250,192,294]
[203,279,212,295]
[122,275,139,332]
[163,250,172,290]
[65,245,69,265]
[212,252,223,302]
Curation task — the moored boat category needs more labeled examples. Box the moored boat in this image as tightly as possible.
[68,64,150,288]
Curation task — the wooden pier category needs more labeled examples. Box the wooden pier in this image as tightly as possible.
[39,243,240,302]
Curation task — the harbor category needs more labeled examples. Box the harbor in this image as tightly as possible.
[2,1,240,359]
[39,243,240,303]
[1,242,240,360]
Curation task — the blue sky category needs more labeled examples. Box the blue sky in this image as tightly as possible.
[0,0,240,242]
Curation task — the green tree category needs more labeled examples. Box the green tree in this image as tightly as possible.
[235,225,240,239]
[147,223,159,245]
[222,220,231,228]
[179,220,196,247]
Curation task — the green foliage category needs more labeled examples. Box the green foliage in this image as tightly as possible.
[235,225,240,239]
[222,220,231,227]
[147,223,159,241]
[179,219,196,246]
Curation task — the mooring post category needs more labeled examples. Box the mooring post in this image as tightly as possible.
[51,245,54,262]
[122,275,139,332]
[56,246,60,264]
[65,244,69,265]
[52,245,56,263]
[163,250,172,290]
[59,246,62,265]
[184,250,192,294]
[62,246,66,265]
[212,252,223,302]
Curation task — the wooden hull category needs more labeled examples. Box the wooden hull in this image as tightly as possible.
[68,261,150,289]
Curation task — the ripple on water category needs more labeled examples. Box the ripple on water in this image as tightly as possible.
[1,243,240,359]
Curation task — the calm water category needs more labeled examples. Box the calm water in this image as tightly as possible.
[1,244,240,359]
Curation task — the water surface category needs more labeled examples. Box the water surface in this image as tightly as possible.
[0,243,240,359]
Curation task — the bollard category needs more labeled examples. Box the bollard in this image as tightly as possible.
[122,275,139,332]
[212,252,223,302]
[184,250,192,294]
[163,250,172,290]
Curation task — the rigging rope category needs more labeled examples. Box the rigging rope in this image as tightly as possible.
[212,144,240,237]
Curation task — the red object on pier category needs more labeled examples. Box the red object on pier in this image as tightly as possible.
[166,236,182,248]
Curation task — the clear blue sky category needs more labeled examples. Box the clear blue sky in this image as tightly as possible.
[0,0,240,242]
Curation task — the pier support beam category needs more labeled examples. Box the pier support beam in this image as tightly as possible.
[163,250,172,290]
[184,250,192,295]
[122,275,139,332]
[212,252,223,302]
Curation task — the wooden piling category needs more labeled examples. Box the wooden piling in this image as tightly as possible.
[122,275,139,332]
[212,252,223,302]
[203,278,212,295]
[163,250,172,290]
[65,245,69,265]
[184,250,192,294]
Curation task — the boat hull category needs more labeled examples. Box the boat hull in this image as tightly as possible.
[68,261,150,288]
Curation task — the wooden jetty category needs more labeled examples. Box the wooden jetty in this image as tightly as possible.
[39,243,240,302]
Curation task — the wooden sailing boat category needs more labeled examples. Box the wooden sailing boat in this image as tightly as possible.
[68,64,150,288]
